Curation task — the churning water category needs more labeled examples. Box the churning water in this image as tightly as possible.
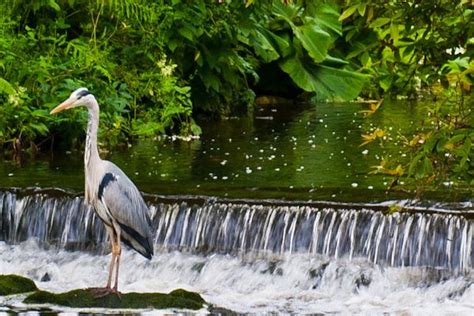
[0,189,473,314]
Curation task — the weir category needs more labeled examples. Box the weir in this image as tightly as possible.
[0,189,472,272]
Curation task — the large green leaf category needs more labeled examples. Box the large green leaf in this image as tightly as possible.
[271,1,333,63]
[306,2,342,37]
[294,22,332,63]
[250,26,283,62]
[280,54,367,100]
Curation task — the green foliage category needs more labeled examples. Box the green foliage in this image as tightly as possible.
[245,1,367,101]
[0,0,197,149]
[343,0,474,190]
[340,0,473,98]
[405,95,473,188]
[0,0,369,151]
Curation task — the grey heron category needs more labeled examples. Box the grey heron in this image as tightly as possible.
[51,88,154,294]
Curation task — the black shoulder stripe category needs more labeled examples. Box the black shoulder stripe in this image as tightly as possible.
[98,173,116,199]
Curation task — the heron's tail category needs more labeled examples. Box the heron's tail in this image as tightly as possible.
[119,222,154,259]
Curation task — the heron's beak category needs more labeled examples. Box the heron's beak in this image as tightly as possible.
[50,99,74,115]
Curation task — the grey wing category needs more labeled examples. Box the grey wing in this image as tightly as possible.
[99,162,154,259]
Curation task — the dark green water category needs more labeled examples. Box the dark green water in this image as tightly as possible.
[0,101,468,202]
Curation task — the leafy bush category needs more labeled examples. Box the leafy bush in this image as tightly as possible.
[0,0,369,151]
[0,0,197,150]
[340,0,474,98]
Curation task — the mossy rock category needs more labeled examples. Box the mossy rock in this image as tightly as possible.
[0,274,38,295]
[24,288,206,310]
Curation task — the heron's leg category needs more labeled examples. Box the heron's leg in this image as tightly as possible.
[112,228,122,292]
[105,226,118,289]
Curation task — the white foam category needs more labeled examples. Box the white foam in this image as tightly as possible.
[0,241,472,314]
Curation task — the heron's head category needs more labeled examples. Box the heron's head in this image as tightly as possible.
[50,88,95,114]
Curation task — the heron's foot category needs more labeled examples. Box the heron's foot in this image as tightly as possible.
[88,286,122,299]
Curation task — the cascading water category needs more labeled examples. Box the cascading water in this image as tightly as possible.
[1,189,472,271]
[0,188,473,314]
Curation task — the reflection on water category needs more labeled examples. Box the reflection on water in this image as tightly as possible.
[0,101,468,201]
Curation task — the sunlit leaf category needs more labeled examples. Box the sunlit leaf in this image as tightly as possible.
[0,77,16,95]
[370,17,391,28]
[339,5,358,21]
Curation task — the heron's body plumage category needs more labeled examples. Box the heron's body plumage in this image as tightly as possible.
[94,162,154,259]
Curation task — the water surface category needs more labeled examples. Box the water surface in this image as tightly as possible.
[1,101,469,202]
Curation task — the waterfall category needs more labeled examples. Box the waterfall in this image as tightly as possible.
[0,189,472,272]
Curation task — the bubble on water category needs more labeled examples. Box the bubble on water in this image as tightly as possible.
[222,176,229,180]
[351,183,358,188]
[8,173,13,177]
[274,168,280,172]
[257,166,262,170]
[220,160,227,166]
[245,167,252,174]
[362,149,369,155]
[368,185,374,190]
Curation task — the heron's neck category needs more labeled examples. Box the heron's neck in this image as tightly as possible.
[85,102,101,168]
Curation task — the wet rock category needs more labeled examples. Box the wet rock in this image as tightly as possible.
[354,273,371,289]
[262,260,283,275]
[40,273,51,282]
[191,262,206,274]
[309,262,330,289]
[0,274,38,295]
[24,288,206,310]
